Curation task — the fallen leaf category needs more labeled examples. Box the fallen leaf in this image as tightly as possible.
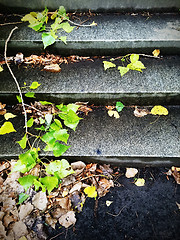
[32,191,48,211]
[134,107,150,117]
[90,21,97,26]
[97,178,114,197]
[103,61,116,71]
[84,185,97,199]
[71,161,86,171]
[106,200,113,207]
[151,106,168,115]
[172,166,180,172]
[56,197,71,210]
[69,182,82,194]
[70,192,84,212]
[0,102,6,115]
[108,110,120,119]
[134,178,145,187]
[43,64,61,73]
[59,211,76,228]
[125,168,138,178]
[0,121,16,135]
[0,221,6,239]
[176,202,180,210]
[14,52,24,64]
[18,237,27,240]
[45,213,57,229]
[152,49,160,57]
[171,169,180,184]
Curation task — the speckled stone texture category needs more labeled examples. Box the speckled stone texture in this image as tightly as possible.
[0,107,179,166]
[0,14,180,55]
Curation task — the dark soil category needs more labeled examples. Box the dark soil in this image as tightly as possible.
[46,167,180,240]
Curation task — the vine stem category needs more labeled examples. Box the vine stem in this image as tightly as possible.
[4,26,28,134]
[112,53,161,61]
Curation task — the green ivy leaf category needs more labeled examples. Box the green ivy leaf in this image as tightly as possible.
[103,61,116,71]
[28,22,44,31]
[59,22,74,33]
[53,129,69,144]
[39,176,58,194]
[17,134,27,149]
[27,118,34,128]
[18,175,38,191]
[16,95,22,103]
[17,193,29,205]
[40,101,53,105]
[127,61,146,71]
[53,142,70,157]
[21,14,37,24]
[49,122,61,131]
[25,92,35,98]
[59,110,82,131]
[45,159,74,179]
[45,114,53,129]
[42,32,56,49]
[30,81,41,89]
[35,125,46,131]
[0,122,16,135]
[58,6,67,17]
[59,36,67,44]
[118,66,129,77]
[67,104,80,113]
[56,104,63,110]
[116,101,125,112]
[130,54,139,63]
[41,131,55,144]
[33,179,46,192]
[54,119,62,128]
[12,149,37,173]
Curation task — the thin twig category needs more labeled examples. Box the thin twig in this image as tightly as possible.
[4,26,28,134]
[0,22,22,26]
[112,53,161,61]
[67,18,96,27]
[107,205,127,217]
[24,103,43,114]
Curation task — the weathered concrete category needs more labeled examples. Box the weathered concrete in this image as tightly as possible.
[0,14,180,55]
[0,57,179,105]
[0,107,179,166]
[0,0,180,13]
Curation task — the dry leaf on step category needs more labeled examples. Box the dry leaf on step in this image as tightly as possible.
[108,110,120,119]
[59,211,76,228]
[152,49,160,57]
[43,64,61,73]
[134,178,145,187]
[134,107,150,118]
[125,168,138,178]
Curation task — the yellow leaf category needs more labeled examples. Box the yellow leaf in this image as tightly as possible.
[151,106,168,115]
[4,113,16,120]
[84,185,97,199]
[90,21,97,26]
[152,49,160,57]
[108,110,120,119]
[18,237,27,240]
[0,121,16,135]
[0,65,3,72]
[172,166,180,172]
[106,200,113,207]
[134,178,145,187]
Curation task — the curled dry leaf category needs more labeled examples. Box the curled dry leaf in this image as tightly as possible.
[125,168,138,178]
[45,213,57,229]
[0,221,6,239]
[152,49,160,57]
[97,178,114,197]
[176,202,180,210]
[106,200,113,207]
[108,110,120,119]
[134,107,150,118]
[0,102,6,115]
[69,182,82,194]
[171,167,180,184]
[43,63,61,73]
[59,211,76,228]
[77,105,93,115]
[56,197,71,210]
[71,161,86,171]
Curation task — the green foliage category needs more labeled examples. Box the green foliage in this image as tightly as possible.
[30,81,41,89]
[45,159,74,179]
[33,179,46,192]
[0,121,16,135]
[18,175,38,191]
[103,54,146,77]
[39,176,59,194]
[39,101,53,105]
[25,92,35,98]
[16,95,22,103]
[116,101,125,112]
[17,134,27,149]
[12,149,39,173]
[27,118,34,128]
[21,6,75,48]
[17,193,29,204]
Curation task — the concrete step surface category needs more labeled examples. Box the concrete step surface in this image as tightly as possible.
[0,56,180,105]
[0,0,180,13]
[0,14,180,55]
[0,106,179,166]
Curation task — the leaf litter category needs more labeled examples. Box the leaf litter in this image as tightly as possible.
[0,160,179,239]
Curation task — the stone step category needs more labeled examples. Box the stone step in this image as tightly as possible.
[0,56,179,105]
[0,14,180,56]
[0,106,179,166]
[0,0,180,13]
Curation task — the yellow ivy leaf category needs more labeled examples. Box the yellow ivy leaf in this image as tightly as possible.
[108,110,120,119]
[4,113,17,120]
[90,21,97,26]
[103,61,116,71]
[84,185,97,199]
[152,49,160,57]
[0,121,16,135]
[0,65,3,72]
[151,106,168,115]
[18,237,27,240]
[134,178,145,187]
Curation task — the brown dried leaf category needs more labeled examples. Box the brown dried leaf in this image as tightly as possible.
[69,182,82,194]
[134,107,150,118]
[59,211,76,228]
[172,170,180,184]
[56,197,71,210]
[51,208,67,219]
[45,213,57,229]
[97,178,114,197]
[43,64,61,73]
[78,105,93,115]
[0,102,6,115]
[71,161,86,171]
[152,49,160,57]
[0,221,6,239]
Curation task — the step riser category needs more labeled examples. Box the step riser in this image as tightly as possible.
[0,0,180,13]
